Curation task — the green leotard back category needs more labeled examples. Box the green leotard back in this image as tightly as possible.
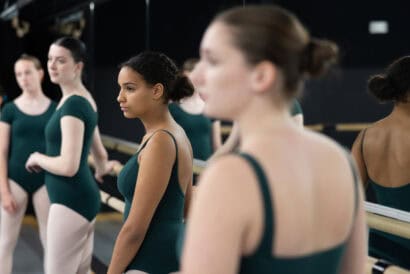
[238,152,357,274]
[360,129,410,269]
[0,101,56,194]
[117,130,185,274]
[45,95,100,221]
[368,180,410,269]
[169,103,213,161]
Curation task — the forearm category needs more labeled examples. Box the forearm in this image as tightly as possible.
[108,226,145,274]
[212,121,222,150]
[36,153,79,177]
[0,154,10,195]
[208,132,239,162]
[90,146,108,168]
[91,128,109,169]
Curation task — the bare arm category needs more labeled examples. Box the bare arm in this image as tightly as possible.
[208,122,240,162]
[338,178,367,274]
[90,126,108,165]
[181,156,250,274]
[184,177,193,219]
[90,126,118,182]
[0,122,10,194]
[107,132,177,274]
[25,116,84,177]
[351,130,368,185]
[0,122,18,213]
[212,120,222,150]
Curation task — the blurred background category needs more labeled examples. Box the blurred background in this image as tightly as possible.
[0,0,409,146]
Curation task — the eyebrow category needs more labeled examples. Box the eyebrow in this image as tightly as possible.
[48,55,66,59]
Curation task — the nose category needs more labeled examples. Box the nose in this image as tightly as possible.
[48,59,56,70]
[117,89,124,103]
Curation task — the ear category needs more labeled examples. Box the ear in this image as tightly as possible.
[75,61,84,74]
[250,61,277,93]
[38,69,44,82]
[152,83,164,100]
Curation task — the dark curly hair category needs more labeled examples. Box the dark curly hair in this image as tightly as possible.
[368,56,410,103]
[120,51,194,103]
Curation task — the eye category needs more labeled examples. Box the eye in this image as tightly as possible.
[125,85,135,91]
[119,84,136,92]
[204,55,218,66]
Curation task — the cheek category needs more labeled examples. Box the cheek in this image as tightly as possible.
[129,93,149,112]
[203,88,235,119]
[205,81,250,119]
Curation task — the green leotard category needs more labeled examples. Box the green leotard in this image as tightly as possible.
[368,181,410,269]
[360,130,410,269]
[290,99,303,116]
[238,152,358,274]
[169,103,213,161]
[117,130,185,274]
[0,101,56,194]
[45,95,100,221]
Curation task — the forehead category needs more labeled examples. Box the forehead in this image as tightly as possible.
[118,67,145,82]
[15,59,36,70]
[48,44,72,58]
[200,22,235,53]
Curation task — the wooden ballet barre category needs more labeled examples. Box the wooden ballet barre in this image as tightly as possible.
[335,123,371,132]
[101,134,140,155]
[305,124,324,131]
[366,202,410,223]
[365,202,410,240]
[193,158,206,174]
[366,257,410,274]
[220,125,232,136]
[100,190,125,213]
[366,213,410,240]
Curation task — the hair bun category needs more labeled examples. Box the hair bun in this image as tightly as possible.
[167,74,195,102]
[300,38,339,77]
[368,74,397,102]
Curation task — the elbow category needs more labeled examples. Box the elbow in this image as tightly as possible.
[121,223,147,244]
[62,162,80,177]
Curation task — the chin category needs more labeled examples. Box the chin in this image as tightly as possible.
[122,113,132,119]
[203,108,227,120]
[49,78,59,84]
[122,112,137,119]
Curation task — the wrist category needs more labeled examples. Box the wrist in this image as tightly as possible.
[0,188,11,197]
